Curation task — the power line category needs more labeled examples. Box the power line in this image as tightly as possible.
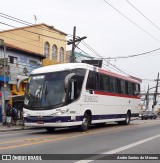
[81,41,105,59]
[0,13,130,75]
[0,12,69,36]
[80,41,132,76]
[0,21,67,42]
[75,46,95,59]
[102,47,160,59]
[125,0,160,32]
[103,0,160,43]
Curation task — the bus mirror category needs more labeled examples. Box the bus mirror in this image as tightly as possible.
[70,79,75,100]
[16,75,29,92]
[64,73,75,90]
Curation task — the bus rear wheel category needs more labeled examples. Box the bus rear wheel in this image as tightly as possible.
[79,113,90,131]
[45,127,55,133]
[118,111,131,125]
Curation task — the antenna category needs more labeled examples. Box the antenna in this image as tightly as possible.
[34,15,37,24]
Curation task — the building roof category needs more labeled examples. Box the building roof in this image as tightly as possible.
[0,23,67,36]
[3,43,46,59]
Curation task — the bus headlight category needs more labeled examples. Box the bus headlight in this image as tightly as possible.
[55,108,69,115]
[23,111,30,117]
[23,112,30,117]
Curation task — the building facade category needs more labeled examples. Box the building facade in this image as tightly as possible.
[0,23,67,66]
[0,24,67,123]
[0,43,45,122]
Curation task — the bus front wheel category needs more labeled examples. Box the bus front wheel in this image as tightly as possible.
[79,113,90,131]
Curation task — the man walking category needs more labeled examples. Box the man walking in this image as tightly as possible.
[6,104,12,127]
[12,105,18,125]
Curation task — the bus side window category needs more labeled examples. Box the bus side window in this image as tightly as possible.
[114,78,121,93]
[128,82,133,95]
[72,69,86,100]
[120,80,125,94]
[132,83,135,95]
[113,78,118,93]
[110,77,114,93]
[111,78,119,93]
[73,76,83,99]
[125,81,129,95]
[99,74,110,92]
[117,79,121,93]
[135,83,140,95]
[99,74,104,91]
[86,71,96,90]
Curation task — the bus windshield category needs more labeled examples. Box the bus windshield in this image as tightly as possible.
[24,71,67,109]
[24,69,86,110]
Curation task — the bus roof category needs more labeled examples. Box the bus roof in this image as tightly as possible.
[31,63,91,74]
[31,63,141,84]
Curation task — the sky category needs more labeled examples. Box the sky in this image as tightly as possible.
[1,0,160,92]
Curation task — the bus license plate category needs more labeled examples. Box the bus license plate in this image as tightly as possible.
[37,121,44,124]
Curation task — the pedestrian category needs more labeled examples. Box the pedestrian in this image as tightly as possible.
[6,104,12,127]
[12,105,18,125]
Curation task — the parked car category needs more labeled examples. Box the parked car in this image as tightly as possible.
[141,111,157,120]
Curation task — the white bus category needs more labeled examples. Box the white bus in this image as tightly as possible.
[20,63,141,132]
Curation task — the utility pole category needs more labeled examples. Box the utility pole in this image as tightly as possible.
[152,72,159,111]
[67,26,87,63]
[146,85,149,111]
[71,26,76,63]
[0,39,6,124]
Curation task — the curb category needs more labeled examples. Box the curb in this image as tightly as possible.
[0,126,33,132]
[0,128,24,132]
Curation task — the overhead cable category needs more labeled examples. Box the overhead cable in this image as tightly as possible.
[0,21,66,42]
[0,12,69,36]
[103,0,160,43]
[102,47,160,59]
[80,41,132,76]
[125,0,160,32]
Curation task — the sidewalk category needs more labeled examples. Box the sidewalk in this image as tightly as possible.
[0,123,26,132]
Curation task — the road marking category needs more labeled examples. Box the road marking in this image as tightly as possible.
[0,132,93,150]
[0,125,126,146]
[0,125,132,151]
[0,135,59,145]
[76,133,160,163]
[0,120,160,151]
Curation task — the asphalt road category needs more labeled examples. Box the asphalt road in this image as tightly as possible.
[0,119,160,163]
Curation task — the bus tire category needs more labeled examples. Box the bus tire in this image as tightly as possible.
[79,112,90,131]
[118,111,131,125]
[45,127,55,133]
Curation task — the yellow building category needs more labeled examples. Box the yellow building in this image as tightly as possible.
[0,23,67,66]
[0,24,67,121]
